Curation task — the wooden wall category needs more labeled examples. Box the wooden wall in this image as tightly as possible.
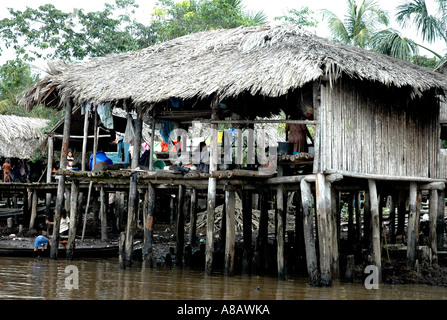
[318,77,443,179]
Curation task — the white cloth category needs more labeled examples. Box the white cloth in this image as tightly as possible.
[60,217,70,233]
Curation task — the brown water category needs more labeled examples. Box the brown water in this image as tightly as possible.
[0,256,446,300]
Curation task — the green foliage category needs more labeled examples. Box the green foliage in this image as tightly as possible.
[150,0,267,42]
[0,0,157,62]
[274,7,318,28]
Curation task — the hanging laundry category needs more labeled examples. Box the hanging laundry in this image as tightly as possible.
[97,102,114,129]
[123,114,135,143]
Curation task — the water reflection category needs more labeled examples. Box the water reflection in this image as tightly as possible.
[0,257,446,300]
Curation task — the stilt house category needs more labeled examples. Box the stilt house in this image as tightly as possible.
[21,25,447,286]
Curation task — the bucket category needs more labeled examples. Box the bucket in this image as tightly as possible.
[277,142,292,155]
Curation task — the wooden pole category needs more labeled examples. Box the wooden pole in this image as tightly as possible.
[254,190,269,274]
[81,109,89,171]
[176,184,185,266]
[149,117,155,171]
[189,188,198,246]
[224,188,236,276]
[66,180,79,260]
[368,179,382,283]
[276,171,285,280]
[45,135,54,218]
[315,173,332,286]
[124,106,143,266]
[429,189,438,264]
[50,99,72,259]
[100,185,108,241]
[406,182,418,268]
[330,185,340,279]
[242,190,253,275]
[300,179,320,286]
[437,190,445,251]
[29,190,38,230]
[205,103,219,275]
[143,183,155,268]
[119,231,126,270]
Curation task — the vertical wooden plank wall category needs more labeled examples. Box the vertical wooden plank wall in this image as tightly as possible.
[320,79,441,179]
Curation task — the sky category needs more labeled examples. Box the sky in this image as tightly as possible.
[0,0,445,68]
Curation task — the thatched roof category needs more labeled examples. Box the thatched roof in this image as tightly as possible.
[0,115,49,159]
[21,25,447,111]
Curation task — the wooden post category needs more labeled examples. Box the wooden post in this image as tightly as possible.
[242,190,253,275]
[189,188,198,246]
[81,108,89,171]
[437,190,445,251]
[149,117,156,171]
[124,106,143,266]
[429,189,438,264]
[50,99,72,259]
[368,179,382,283]
[66,180,79,260]
[300,179,320,286]
[176,185,185,266]
[143,183,155,268]
[330,185,340,280]
[46,135,54,218]
[224,188,236,276]
[100,185,108,241]
[205,103,219,275]
[315,173,332,286]
[355,192,362,245]
[406,182,418,268]
[29,190,38,230]
[276,179,285,280]
[255,190,269,274]
[119,232,126,270]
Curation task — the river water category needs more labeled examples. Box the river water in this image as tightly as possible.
[1,256,446,301]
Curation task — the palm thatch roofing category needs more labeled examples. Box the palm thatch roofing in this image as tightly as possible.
[0,115,49,159]
[21,24,447,112]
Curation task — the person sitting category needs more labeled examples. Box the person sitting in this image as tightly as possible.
[67,151,75,169]
[196,141,210,173]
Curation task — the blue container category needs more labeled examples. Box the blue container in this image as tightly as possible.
[89,151,113,170]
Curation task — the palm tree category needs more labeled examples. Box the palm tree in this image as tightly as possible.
[395,0,447,63]
[322,0,420,61]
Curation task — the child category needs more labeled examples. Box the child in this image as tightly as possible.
[2,159,11,183]
[34,235,51,252]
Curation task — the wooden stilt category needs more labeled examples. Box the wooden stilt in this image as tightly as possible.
[275,164,286,280]
[189,188,198,246]
[437,190,445,251]
[66,180,79,260]
[149,117,156,171]
[224,188,236,276]
[176,185,185,266]
[242,190,253,275]
[29,190,38,230]
[50,99,72,259]
[316,173,332,286]
[254,190,269,274]
[45,135,54,218]
[429,189,438,264]
[300,179,320,286]
[368,179,382,283]
[119,231,126,270]
[144,183,155,268]
[100,185,108,241]
[406,182,418,268]
[205,104,219,275]
[124,106,143,266]
[330,186,340,280]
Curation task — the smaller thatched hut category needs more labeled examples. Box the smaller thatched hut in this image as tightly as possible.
[0,115,49,160]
